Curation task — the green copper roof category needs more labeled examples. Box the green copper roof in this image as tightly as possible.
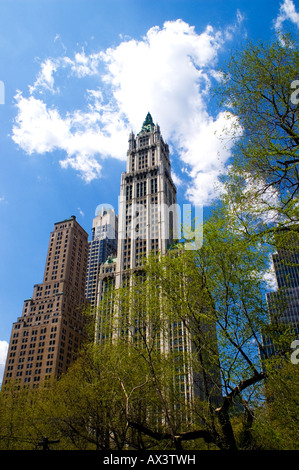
[140,112,154,133]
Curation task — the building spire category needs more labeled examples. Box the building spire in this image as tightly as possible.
[140,112,154,133]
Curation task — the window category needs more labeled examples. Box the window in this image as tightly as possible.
[151,178,157,194]
[152,151,155,166]
[138,152,147,169]
[137,181,146,198]
[126,185,132,201]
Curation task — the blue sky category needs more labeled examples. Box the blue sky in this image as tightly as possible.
[1,0,299,381]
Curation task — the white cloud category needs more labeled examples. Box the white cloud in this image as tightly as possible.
[70,51,102,78]
[0,341,8,385]
[29,58,58,94]
[241,175,284,224]
[29,50,103,95]
[12,90,129,182]
[97,18,241,205]
[171,171,183,188]
[100,20,223,131]
[263,258,277,291]
[236,9,245,26]
[226,171,288,234]
[274,0,299,31]
[12,17,243,204]
[13,92,71,154]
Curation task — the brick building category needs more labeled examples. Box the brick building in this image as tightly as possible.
[3,216,89,387]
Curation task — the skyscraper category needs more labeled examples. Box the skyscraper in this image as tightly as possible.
[3,216,89,388]
[262,229,299,359]
[85,206,118,309]
[116,112,178,287]
[96,113,221,405]
[97,112,179,336]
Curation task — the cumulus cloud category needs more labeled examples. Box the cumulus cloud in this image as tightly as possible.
[99,19,243,205]
[171,171,183,188]
[29,50,103,95]
[12,90,129,182]
[12,17,243,204]
[274,0,299,32]
[29,58,58,94]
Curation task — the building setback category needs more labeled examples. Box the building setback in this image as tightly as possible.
[3,216,89,388]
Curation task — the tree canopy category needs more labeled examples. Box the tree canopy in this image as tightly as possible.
[218,34,299,234]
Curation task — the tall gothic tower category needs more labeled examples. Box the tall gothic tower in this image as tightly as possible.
[96,113,179,341]
[115,112,177,287]
[96,114,221,406]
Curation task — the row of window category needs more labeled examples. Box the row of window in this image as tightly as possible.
[131,150,155,171]
[126,178,158,201]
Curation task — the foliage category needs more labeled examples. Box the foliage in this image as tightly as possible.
[0,380,58,450]
[218,34,299,234]
[252,360,299,450]
[1,204,298,450]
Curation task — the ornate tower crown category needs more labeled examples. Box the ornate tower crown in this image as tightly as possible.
[140,112,155,133]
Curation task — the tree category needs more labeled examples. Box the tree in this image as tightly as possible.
[105,206,295,450]
[1,204,297,450]
[218,34,299,232]
[0,380,60,450]
[213,36,299,449]
[252,360,299,450]
[105,270,203,451]
[44,341,158,450]
[1,219,297,450]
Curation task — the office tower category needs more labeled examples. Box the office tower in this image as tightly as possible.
[85,206,118,309]
[262,229,299,358]
[96,113,221,406]
[115,112,178,288]
[97,112,178,332]
[3,216,89,388]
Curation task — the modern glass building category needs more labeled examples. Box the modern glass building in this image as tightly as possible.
[262,229,299,359]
